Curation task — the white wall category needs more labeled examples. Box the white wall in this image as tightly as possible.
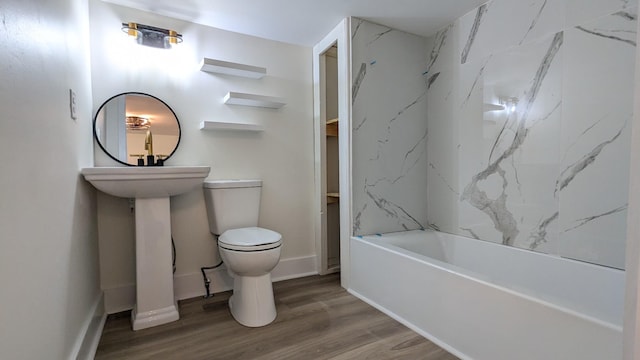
[0,0,101,358]
[88,0,315,309]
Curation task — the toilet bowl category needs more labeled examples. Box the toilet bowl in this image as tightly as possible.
[203,180,282,327]
[218,227,281,327]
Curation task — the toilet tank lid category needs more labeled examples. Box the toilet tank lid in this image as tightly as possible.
[219,227,282,247]
[204,179,262,189]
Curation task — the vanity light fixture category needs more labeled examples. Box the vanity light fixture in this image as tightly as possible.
[126,116,151,130]
[121,22,183,49]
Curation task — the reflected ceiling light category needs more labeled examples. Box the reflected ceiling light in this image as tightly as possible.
[126,116,151,130]
[499,96,519,112]
[121,22,183,49]
[483,103,505,112]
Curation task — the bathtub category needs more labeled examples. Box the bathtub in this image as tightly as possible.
[349,229,624,360]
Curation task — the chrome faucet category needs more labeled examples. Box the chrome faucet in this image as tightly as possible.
[144,130,153,156]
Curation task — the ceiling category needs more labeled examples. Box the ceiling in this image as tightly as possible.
[102,0,487,46]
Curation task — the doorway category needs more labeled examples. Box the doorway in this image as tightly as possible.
[312,18,351,286]
[324,44,340,273]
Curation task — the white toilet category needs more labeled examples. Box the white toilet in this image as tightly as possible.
[203,180,282,327]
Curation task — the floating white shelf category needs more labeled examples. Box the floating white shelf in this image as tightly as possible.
[200,58,267,79]
[200,120,264,132]
[223,92,286,109]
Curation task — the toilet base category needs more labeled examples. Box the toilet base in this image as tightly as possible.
[228,273,276,327]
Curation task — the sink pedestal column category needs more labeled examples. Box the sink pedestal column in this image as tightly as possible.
[131,197,179,330]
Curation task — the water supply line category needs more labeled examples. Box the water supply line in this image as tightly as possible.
[200,261,223,298]
[200,234,223,298]
[172,237,176,274]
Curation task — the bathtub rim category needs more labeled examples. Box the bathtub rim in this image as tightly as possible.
[352,234,623,332]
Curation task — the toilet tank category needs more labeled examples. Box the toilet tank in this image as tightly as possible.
[203,180,262,235]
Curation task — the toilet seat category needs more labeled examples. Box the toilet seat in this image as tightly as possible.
[219,227,282,252]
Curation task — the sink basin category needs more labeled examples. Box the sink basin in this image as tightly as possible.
[81,165,210,330]
[81,166,210,198]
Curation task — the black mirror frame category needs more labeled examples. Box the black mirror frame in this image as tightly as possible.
[92,92,182,166]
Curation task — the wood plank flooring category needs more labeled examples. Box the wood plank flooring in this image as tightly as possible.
[95,274,458,360]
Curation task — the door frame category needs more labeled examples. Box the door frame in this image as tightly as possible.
[312,18,352,288]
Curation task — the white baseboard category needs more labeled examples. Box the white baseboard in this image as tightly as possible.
[70,292,108,360]
[272,255,318,281]
[103,255,318,314]
[104,283,135,314]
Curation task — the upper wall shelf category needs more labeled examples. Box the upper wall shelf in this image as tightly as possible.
[224,92,286,109]
[200,58,267,79]
[200,120,264,132]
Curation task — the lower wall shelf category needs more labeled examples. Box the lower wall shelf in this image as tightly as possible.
[200,120,264,132]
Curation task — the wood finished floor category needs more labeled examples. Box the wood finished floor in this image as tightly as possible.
[96,274,458,360]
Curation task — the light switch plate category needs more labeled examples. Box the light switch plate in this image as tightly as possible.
[69,89,77,120]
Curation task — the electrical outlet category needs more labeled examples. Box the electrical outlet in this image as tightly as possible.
[69,89,77,120]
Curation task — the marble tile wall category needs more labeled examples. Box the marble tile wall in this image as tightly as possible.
[351,18,429,236]
[350,1,635,269]
[426,0,636,269]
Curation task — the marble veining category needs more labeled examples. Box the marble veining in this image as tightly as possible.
[491,100,561,164]
[555,124,625,196]
[519,0,549,45]
[461,58,490,108]
[352,203,367,234]
[352,63,367,104]
[509,156,523,197]
[561,114,608,164]
[371,126,427,181]
[367,28,393,46]
[575,8,638,47]
[461,32,563,246]
[563,204,628,233]
[461,3,489,64]
[575,25,636,46]
[429,162,458,195]
[370,93,426,159]
[460,227,481,239]
[399,129,428,177]
[529,212,558,250]
[389,93,427,124]
[364,180,425,231]
[426,72,441,89]
[427,25,452,74]
[351,18,364,40]
[615,10,637,20]
[488,112,517,164]
[353,116,367,132]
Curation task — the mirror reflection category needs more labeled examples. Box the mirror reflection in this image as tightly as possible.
[94,92,181,166]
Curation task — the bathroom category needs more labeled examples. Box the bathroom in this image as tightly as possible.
[2,0,640,359]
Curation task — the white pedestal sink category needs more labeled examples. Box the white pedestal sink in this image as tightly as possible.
[81,166,210,330]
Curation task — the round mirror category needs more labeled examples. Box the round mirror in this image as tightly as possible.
[93,92,181,166]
